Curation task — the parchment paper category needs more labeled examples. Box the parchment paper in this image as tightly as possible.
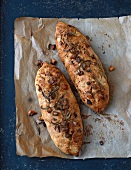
[14,16,131,159]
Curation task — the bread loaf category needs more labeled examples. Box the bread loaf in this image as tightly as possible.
[55,22,109,113]
[35,62,83,156]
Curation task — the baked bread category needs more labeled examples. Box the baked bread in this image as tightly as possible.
[55,22,109,114]
[35,62,83,156]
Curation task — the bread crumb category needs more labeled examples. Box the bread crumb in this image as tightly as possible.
[109,65,115,71]
[48,44,56,50]
[28,110,38,116]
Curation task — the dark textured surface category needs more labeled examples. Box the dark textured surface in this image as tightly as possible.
[1,0,131,169]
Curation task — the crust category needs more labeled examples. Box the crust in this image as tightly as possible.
[55,22,109,113]
[35,62,83,156]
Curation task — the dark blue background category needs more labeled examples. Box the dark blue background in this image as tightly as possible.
[1,0,131,169]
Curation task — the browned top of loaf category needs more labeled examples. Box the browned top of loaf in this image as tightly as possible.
[55,22,109,113]
[35,62,83,156]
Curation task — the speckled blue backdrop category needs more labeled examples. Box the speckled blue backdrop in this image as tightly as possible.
[1,0,131,170]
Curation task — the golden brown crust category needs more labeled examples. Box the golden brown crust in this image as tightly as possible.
[55,22,109,114]
[35,62,83,156]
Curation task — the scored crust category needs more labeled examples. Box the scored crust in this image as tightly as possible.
[35,62,83,156]
[55,22,109,113]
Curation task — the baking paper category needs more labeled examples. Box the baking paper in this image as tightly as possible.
[14,16,131,159]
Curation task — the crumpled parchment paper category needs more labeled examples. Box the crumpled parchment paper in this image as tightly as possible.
[14,16,131,159]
